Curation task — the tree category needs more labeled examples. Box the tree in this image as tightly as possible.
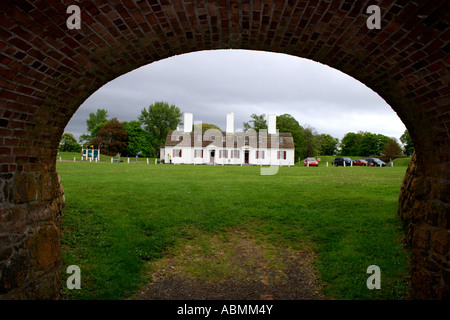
[359,132,382,156]
[340,132,362,156]
[122,121,153,157]
[400,129,414,155]
[79,108,109,143]
[340,131,390,156]
[382,138,403,160]
[304,126,319,157]
[87,108,109,133]
[317,133,339,156]
[59,133,81,152]
[276,114,305,160]
[139,102,182,157]
[193,123,221,132]
[90,118,127,156]
[243,114,267,132]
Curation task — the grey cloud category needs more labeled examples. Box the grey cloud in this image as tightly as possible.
[64,49,406,141]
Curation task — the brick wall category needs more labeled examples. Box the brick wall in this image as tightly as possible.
[0,0,449,299]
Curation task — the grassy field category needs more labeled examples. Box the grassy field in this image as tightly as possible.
[58,157,411,300]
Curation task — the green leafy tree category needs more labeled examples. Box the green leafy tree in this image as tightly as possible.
[79,108,109,143]
[243,114,267,132]
[276,114,305,160]
[90,118,127,156]
[400,129,414,155]
[304,126,319,157]
[317,133,339,156]
[59,133,81,152]
[138,102,182,157]
[193,123,222,132]
[87,109,109,132]
[123,121,153,157]
[340,131,390,156]
[359,132,380,156]
[340,132,362,156]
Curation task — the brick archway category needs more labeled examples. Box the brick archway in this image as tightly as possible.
[0,1,448,299]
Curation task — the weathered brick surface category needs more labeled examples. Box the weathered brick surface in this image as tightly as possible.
[0,0,449,299]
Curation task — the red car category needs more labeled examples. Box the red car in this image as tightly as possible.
[353,159,368,166]
[304,157,319,167]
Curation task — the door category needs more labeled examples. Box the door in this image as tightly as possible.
[210,150,215,164]
[244,151,249,164]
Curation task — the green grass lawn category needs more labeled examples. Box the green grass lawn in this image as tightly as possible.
[58,159,411,300]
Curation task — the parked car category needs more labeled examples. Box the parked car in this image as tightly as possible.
[364,158,386,167]
[304,157,319,167]
[353,159,368,166]
[333,157,352,166]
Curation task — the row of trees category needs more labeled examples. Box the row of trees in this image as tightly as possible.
[59,102,182,157]
[84,102,182,157]
[59,103,414,159]
[243,113,413,159]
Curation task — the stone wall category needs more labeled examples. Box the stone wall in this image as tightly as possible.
[399,152,450,299]
[0,172,64,299]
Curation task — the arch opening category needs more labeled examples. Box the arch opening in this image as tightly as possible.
[58,49,413,300]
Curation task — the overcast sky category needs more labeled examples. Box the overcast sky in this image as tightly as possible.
[64,49,406,141]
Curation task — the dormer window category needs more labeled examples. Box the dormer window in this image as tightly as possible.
[211,136,215,141]
[279,136,283,144]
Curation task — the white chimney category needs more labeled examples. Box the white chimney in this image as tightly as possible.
[226,113,234,134]
[268,114,276,134]
[184,113,193,133]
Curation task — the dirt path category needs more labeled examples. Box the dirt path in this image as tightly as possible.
[134,229,325,300]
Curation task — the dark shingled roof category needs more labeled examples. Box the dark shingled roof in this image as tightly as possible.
[164,131,295,149]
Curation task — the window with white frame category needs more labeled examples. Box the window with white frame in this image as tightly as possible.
[256,150,265,159]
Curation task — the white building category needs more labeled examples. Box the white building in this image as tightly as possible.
[160,113,295,166]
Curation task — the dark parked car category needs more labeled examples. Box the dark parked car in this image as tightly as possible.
[364,158,386,167]
[333,157,352,166]
[353,159,368,166]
